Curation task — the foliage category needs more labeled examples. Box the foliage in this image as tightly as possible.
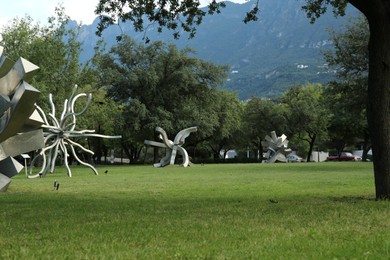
[2,163,389,259]
[302,0,348,23]
[241,97,287,160]
[0,6,122,161]
[76,85,123,163]
[279,84,331,161]
[0,5,84,109]
[205,90,243,159]
[322,16,369,158]
[95,0,259,41]
[324,16,369,81]
[94,36,229,162]
[301,0,390,200]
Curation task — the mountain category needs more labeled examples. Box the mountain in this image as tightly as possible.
[76,0,359,99]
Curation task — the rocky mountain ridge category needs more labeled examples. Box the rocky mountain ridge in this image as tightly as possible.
[76,0,359,99]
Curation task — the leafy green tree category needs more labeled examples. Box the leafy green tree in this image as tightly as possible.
[77,85,123,164]
[95,0,228,41]
[1,5,84,108]
[94,0,390,199]
[94,35,229,162]
[323,16,370,160]
[279,84,331,162]
[304,0,390,199]
[0,6,121,163]
[205,90,243,160]
[241,98,287,161]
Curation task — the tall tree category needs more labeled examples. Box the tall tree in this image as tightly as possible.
[94,36,228,162]
[242,98,287,161]
[205,90,243,160]
[1,5,84,108]
[77,85,123,164]
[95,0,390,199]
[304,1,390,200]
[323,16,370,160]
[0,6,119,163]
[279,84,331,162]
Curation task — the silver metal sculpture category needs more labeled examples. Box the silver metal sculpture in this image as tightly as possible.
[0,46,45,191]
[262,131,292,163]
[144,126,197,167]
[28,85,121,178]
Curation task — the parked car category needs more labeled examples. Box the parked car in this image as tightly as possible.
[326,152,362,161]
[287,154,304,162]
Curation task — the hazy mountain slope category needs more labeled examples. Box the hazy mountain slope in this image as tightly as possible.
[77,0,359,99]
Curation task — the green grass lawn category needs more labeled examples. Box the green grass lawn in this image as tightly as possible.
[1,162,389,259]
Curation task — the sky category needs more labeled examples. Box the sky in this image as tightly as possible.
[0,0,248,29]
[0,0,99,28]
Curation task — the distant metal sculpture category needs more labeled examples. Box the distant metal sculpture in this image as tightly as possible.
[144,126,197,167]
[262,131,292,163]
[0,46,45,191]
[28,85,121,178]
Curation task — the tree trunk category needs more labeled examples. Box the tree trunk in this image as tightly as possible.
[259,145,264,162]
[306,133,316,162]
[365,3,390,199]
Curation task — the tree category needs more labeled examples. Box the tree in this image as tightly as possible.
[242,98,287,161]
[279,84,331,162]
[77,85,123,164]
[94,36,229,163]
[1,5,84,108]
[323,16,370,160]
[205,90,243,160]
[324,81,368,157]
[95,0,229,41]
[94,0,390,199]
[305,1,390,200]
[0,6,119,163]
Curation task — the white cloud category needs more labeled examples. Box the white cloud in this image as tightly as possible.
[62,0,99,24]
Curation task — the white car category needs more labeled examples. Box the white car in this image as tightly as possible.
[287,154,304,162]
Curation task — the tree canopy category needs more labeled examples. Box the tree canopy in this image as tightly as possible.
[95,0,260,41]
[323,16,369,160]
[0,6,84,108]
[278,84,330,162]
[241,97,287,161]
[94,35,231,162]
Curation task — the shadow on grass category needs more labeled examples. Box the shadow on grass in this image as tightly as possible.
[330,195,377,203]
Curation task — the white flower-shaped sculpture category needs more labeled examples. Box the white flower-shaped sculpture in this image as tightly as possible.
[261,131,292,163]
[144,126,197,167]
[28,85,121,178]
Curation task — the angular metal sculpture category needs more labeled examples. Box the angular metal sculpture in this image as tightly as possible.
[28,85,121,178]
[0,46,45,191]
[144,126,197,167]
[262,131,292,163]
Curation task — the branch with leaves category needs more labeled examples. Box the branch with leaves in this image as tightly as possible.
[95,0,263,41]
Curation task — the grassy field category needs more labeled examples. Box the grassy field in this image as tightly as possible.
[1,162,389,259]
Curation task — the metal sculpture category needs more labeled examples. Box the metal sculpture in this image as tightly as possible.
[28,85,121,178]
[0,46,45,191]
[144,126,197,167]
[262,131,292,163]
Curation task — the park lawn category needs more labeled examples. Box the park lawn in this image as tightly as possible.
[0,162,389,259]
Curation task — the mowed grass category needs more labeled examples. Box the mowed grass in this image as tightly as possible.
[1,162,389,259]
